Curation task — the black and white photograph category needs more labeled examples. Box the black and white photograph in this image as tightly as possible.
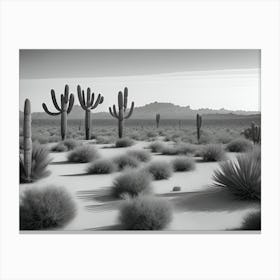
[19,49,261,232]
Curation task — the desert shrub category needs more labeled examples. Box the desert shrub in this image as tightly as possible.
[148,141,165,153]
[115,138,134,148]
[175,143,197,155]
[144,161,173,180]
[119,196,172,230]
[51,142,68,152]
[32,135,49,144]
[226,138,253,153]
[63,139,79,150]
[96,136,115,144]
[112,170,152,198]
[240,211,261,230]
[20,143,51,183]
[67,145,100,163]
[126,150,151,162]
[172,186,181,191]
[172,157,195,172]
[161,146,178,155]
[20,186,76,230]
[212,148,261,200]
[216,133,233,144]
[113,154,140,171]
[87,159,116,174]
[146,131,157,138]
[202,144,226,162]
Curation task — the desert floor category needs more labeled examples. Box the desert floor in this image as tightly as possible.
[20,141,260,231]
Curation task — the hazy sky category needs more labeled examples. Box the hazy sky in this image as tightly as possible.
[19,50,260,112]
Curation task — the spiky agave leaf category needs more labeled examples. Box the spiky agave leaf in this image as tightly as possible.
[212,148,261,200]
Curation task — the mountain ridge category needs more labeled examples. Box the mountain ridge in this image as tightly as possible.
[20,102,260,120]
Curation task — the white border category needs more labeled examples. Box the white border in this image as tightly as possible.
[1,1,280,279]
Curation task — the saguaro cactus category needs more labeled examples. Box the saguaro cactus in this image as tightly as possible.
[23,99,32,181]
[196,113,202,143]
[77,85,104,140]
[156,113,160,128]
[42,85,74,140]
[109,87,135,138]
[251,122,261,144]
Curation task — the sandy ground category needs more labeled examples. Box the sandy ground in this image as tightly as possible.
[20,141,260,231]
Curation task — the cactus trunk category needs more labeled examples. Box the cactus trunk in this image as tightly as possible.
[118,108,124,138]
[85,110,91,140]
[23,99,32,180]
[196,114,202,143]
[61,111,67,140]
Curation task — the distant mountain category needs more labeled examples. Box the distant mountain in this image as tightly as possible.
[20,102,260,120]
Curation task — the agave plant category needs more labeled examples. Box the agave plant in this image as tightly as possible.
[212,147,261,200]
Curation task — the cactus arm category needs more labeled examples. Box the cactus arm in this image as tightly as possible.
[86,88,91,106]
[100,96,104,104]
[77,88,88,110]
[67,94,75,114]
[42,103,61,116]
[124,102,134,119]
[90,93,95,107]
[124,87,128,111]
[91,94,102,109]
[118,91,123,109]
[109,107,117,118]
[113,105,119,118]
[51,89,62,111]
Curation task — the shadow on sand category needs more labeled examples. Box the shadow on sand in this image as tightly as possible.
[158,188,260,212]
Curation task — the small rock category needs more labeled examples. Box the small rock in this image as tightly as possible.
[172,186,181,192]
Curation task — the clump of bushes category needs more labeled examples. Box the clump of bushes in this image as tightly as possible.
[226,138,253,153]
[87,159,116,174]
[112,170,152,198]
[63,139,79,150]
[119,196,173,230]
[126,150,151,162]
[51,142,68,152]
[212,147,261,200]
[240,211,261,230]
[148,141,165,153]
[202,144,226,162]
[20,186,76,230]
[67,145,100,163]
[52,139,79,152]
[161,143,197,156]
[20,143,51,183]
[161,146,178,155]
[144,161,173,180]
[172,157,195,172]
[96,136,115,144]
[115,138,134,148]
[113,154,140,171]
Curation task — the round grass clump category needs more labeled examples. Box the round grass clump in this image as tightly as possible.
[113,154,140,171]
[212,148,261,200]
[226,138,253,153]
[51,142,68,152]
[67,145,100,163]
[148,141,165,153]
[202,144,226,162]
[172,157,195,172]
[112,170,152,198]
[126,150,151,162]
[20,186,76,230]
[145,161,173,180]
[115,138,134,148]
[87,159,116,174]
[240,211,261,230]
[63,139,79,150]
[161,146,178,155]
[119,196,173,230]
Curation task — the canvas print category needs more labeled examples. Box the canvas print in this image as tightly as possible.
[19,50,261,232]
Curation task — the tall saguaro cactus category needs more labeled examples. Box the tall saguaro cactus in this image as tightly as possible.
[251,122,261,144]
[156,113,160,128]
[23,99,32,181]
[109,87,135,138]
[77,85,104,140]
[42,85,74,140]
[196,113,202,143]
